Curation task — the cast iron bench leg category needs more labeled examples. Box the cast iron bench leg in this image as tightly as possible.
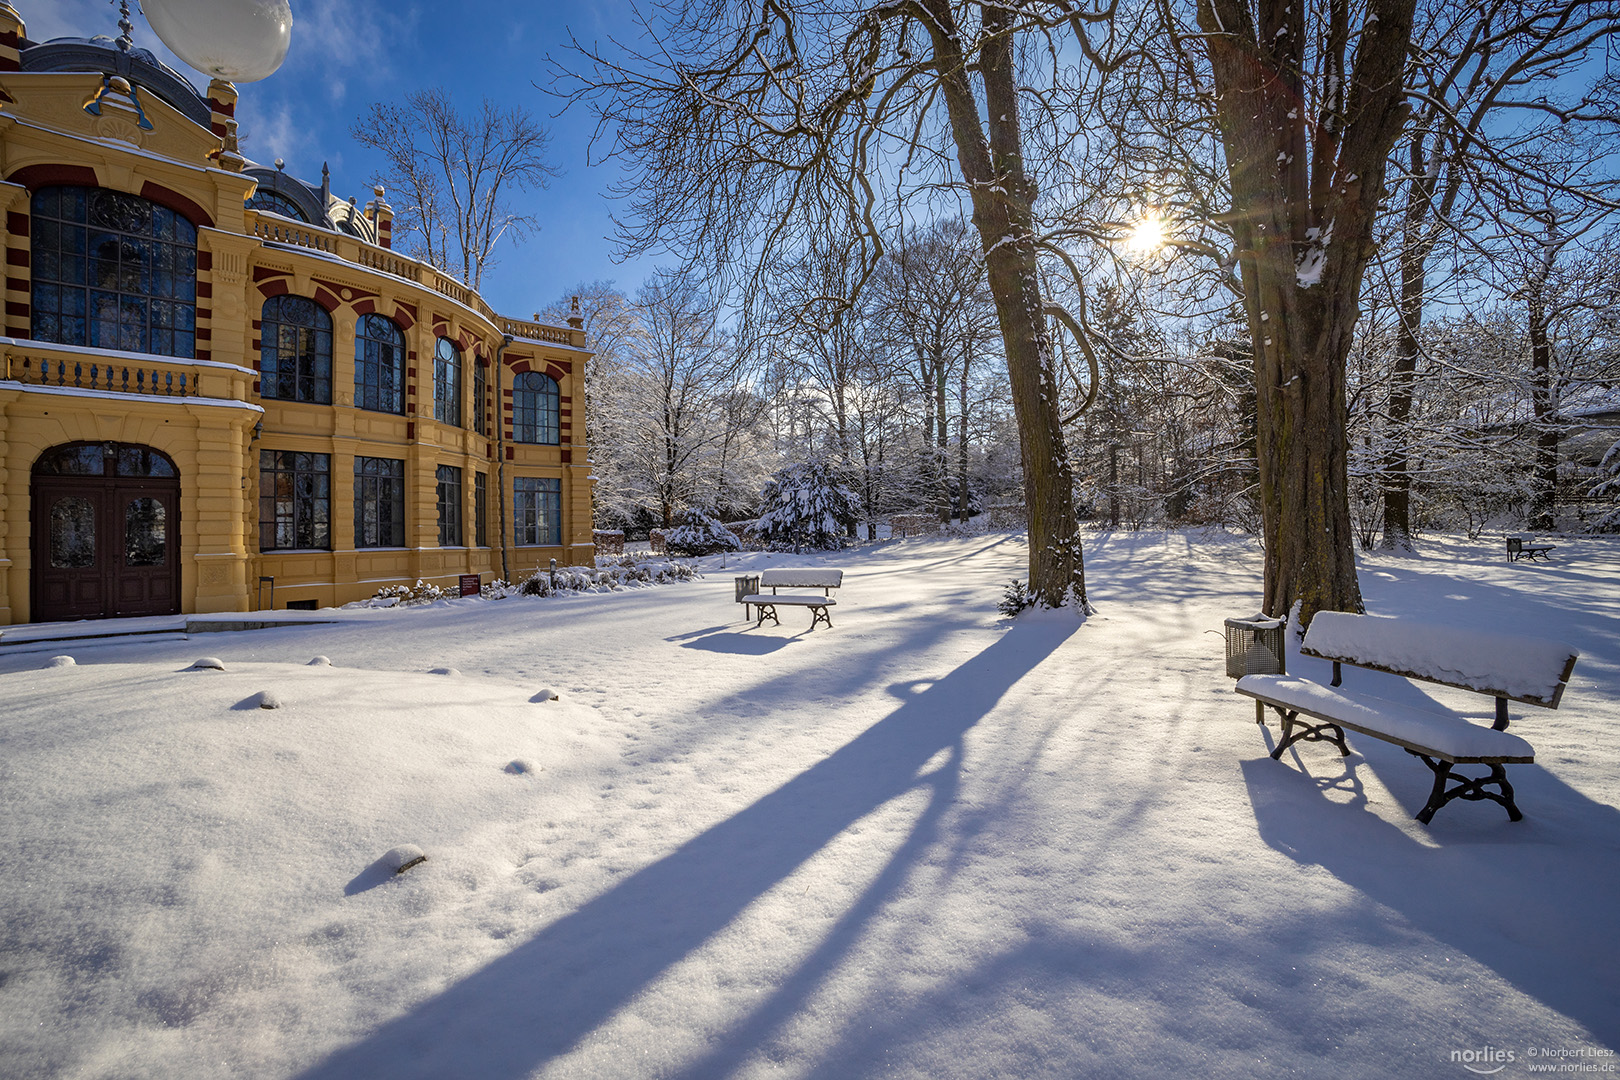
[1265,704,1351,759]
[1411,754,1522,824]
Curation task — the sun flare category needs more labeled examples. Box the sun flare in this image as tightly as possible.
[1126,213,1167,254]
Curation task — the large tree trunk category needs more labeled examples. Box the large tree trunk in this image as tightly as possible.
[1528,296,1559,531]
[1197,0,1414,624]
[921,0,1086,608]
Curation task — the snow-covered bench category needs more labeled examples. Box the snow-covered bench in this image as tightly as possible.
[1506,535,1556,562]
[1236,613,1579,824]
[741,569,843,630]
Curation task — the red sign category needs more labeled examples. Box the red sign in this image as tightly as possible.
[459,574,481,597]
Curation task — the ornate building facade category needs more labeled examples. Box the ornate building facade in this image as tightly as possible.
[0,6,594,625]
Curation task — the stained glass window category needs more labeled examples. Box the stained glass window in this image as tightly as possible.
[49,497,95,568]
[124,498,167,566]
[31,186,197,357]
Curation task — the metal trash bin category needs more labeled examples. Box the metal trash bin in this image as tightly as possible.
[1224,614,1286,678]
[735,574,761,622]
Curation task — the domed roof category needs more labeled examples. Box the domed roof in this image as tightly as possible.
[21,35,211,128]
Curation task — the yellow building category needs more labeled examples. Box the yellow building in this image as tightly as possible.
[0,6,594,625]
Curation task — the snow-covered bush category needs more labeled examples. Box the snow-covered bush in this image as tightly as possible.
[1589,439,1620,532]
[518,556,698,597]
[665,508,742,556]
[371,579,447,606]
[755,459,861,551]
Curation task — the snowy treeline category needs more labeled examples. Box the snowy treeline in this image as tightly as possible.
[548,221,1619,547]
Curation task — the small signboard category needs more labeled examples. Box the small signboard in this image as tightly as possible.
[459,574,481,597]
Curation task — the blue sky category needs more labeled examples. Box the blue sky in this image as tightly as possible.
[31,0,661,319]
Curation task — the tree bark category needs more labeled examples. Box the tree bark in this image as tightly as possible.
[1528,295,1559,531]
[921,0,1086,607]
[1197,0,1414,623]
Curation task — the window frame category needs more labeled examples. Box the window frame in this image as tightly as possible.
[354,456,406,548]
[513,476,562,547]
[433,337,462,426]
[354,313,406,414]
[511,371,560,445]
[259,450,331,551]
[474,471,488,548]
[30,185,198,358]
[259,295,333,404]
[436,464,463,547]
[472,360,487,436]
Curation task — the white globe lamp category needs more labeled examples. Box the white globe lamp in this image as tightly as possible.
[139,0,293,83]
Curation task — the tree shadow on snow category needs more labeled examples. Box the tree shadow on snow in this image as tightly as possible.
[676,629,797,654]
[293,614,1076,1080]
[1242,748,1620,1049]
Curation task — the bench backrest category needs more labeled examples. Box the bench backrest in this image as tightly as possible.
[1301,612,1579,708]
[759,568,843,589]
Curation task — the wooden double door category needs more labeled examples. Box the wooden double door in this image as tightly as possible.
[31,442,181,622]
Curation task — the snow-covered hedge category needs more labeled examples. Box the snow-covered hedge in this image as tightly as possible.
[665,508,743,556]
[517,556,697,597]
[755,459,861,551]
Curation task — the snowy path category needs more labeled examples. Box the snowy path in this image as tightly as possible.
[1,532,1616,1079]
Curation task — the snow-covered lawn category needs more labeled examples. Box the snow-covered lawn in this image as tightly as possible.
[1,531,1616,1080]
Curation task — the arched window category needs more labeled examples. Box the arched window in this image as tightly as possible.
[512,371,559,445]
[30,186,198,357]
[355,313,405,414]
[245,189,308,222]
[434,337,461,426]
[260,296,332,403]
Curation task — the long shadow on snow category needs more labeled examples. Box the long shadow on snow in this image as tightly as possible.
[1242,755,1620,1049]
[293,613,1077,1080]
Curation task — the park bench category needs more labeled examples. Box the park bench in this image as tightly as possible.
[1506,535,1556,562]
[739,568,843,630]
[1236,612,1578,824]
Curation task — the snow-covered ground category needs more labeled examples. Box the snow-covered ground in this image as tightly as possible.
[1,530,1616,1080]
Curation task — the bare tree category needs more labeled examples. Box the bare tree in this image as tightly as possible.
[1374,0,1620,550]
[555,1,1139,609]
[353,88,558,290]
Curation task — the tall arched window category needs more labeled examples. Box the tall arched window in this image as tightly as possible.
[355,313,405,414]
[434,337,461,426]
[512,371,559,445]
[30,186,198,357]
[260,296,333,403]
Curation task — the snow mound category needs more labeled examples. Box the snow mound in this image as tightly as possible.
[504,759,535,775]
[247,690,282,710]
[42,655,75,668]
[531,688,557,702]
[308,655,332,666]
[429,667,460,677]
[190,657,225,671]
[384,845,427,874]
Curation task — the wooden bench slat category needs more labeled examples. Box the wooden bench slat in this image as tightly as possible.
[1236,675,1535,763]
[1300,612,1578,708]
[740,594,836,607]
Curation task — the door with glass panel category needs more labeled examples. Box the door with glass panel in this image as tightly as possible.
[31,443,181,622]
